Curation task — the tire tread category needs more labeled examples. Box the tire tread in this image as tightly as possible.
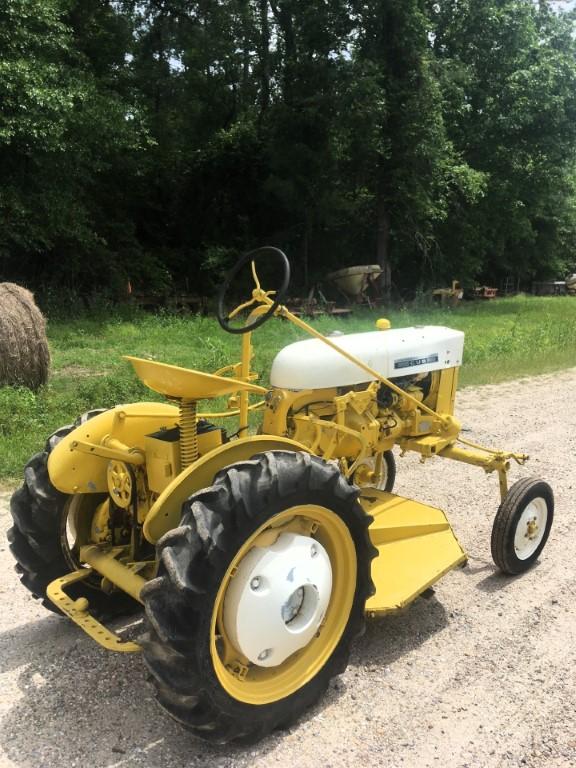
[491,477,553,575]
[7,409,138,617]
[142,450,376,744]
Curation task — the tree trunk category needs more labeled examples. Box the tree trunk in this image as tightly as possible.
[240,0,250,107]
[377,198,392,300]
[303,216,311,291]
[258,0,270,117]
[270,0,297,101]
[270,1,297,62]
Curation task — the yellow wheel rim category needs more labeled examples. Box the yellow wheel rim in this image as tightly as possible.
[210,504,357,705]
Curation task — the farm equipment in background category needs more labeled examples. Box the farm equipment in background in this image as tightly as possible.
[325,264,383,307]
[284,290,353,319]
[7,247,554,744]
[533,273,576,296]
[432,280,463,307]
[473,285,498,300]
[532,280,568,296]
[286,263,383,317]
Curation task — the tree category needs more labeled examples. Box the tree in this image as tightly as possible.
[430,0,576,283]
[341,1,484,295]
[0,0,147,293]
[2,0,576,300]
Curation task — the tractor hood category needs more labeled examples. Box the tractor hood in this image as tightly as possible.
[270,326,464,390]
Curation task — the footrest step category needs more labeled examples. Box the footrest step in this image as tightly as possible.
[46,569,141,653]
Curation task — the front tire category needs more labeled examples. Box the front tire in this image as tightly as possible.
[352,450,396,493]
[491,478,554,575]
[141,450,376,744]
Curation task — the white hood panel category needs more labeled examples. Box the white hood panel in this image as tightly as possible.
[270,327,464,390]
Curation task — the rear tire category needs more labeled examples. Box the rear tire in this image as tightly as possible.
[141,450,376,744]
[7,410,139,617]
[491,478,554,575]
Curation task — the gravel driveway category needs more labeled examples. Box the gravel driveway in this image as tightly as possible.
[1,368,575,768]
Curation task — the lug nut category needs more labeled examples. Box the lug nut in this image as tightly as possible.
[311,544,318,558]
[258,648,271,661]
[250,577,261,590]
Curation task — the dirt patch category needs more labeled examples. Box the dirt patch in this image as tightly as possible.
[1,369,575,768]
[55,365,107,378]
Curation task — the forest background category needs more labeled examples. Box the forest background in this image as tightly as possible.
[2,0,576,303]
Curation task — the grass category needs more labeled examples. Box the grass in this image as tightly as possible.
[1,294,575,484]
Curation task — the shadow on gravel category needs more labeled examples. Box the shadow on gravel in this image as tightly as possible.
[0,594,448,767]
[353,592,448,670]
[460,560,493,577]
[0,613,334,768]
[0,614,73,675]
[475,561,543,594]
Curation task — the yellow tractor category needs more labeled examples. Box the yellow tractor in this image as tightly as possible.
[8,248,553,744]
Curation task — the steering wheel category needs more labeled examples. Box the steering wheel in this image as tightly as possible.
[217,246,291,334]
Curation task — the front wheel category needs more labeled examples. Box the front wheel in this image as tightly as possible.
[491,478,554,575]
[141,451,376,744]
[352,450,396,493]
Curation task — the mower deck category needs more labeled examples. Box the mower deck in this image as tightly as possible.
[361,489,467,615]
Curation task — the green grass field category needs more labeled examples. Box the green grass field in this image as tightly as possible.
[1,295,575,485]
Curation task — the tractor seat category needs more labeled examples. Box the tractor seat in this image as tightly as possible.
[124,356,267,400]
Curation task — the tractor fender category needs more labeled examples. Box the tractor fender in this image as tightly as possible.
[47,403,179,495]
[143,435,311,543]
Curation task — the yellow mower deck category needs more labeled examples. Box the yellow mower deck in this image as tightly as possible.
[361,489,467,615]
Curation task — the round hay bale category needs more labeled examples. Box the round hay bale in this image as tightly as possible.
[0,282,50,390]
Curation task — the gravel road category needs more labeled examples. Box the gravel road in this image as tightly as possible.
[1,368,575,768]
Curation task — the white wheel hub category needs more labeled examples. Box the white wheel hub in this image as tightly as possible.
[223,532,333,668]
[514,498,548,560]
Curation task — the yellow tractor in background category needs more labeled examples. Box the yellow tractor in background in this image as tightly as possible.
[8,247,554,744]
